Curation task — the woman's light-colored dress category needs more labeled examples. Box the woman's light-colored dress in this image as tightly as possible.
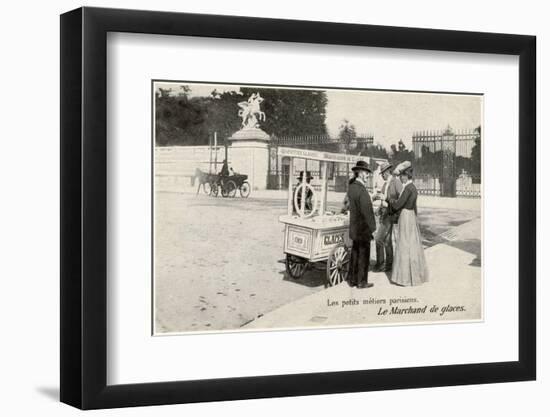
[390,181,429,286]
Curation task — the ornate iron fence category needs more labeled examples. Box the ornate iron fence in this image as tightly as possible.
[412,126,481,198]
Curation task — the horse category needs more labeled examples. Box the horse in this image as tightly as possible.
[194,167,211,195]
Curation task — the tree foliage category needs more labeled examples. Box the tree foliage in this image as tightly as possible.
[337,119,356,152]
[389,140,415,167]
[365,143,390,159]
[155,86,328,146]
[336,120,387,159]
[470,125,481,176]
[240,87,328,137]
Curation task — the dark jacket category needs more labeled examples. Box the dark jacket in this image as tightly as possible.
[220,161,229,176]
[390,182,418,215]
[348,180,376,242]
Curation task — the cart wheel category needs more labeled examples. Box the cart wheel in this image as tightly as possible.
[221,180,237,198]
[326,244,350,287]
[285,254,308,279]
[204,182,212,195]
[228,180,237,198]
[240,181,251,198]
[210,181,218,197]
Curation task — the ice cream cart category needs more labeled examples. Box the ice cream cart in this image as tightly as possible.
[278,147,370,287]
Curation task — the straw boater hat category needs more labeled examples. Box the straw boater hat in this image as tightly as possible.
[351,160,372,173]
[394,161,413,176]
[378,161,393,175]
[297,171,314,180]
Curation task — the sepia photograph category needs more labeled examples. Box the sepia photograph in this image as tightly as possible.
[152,80,483,335]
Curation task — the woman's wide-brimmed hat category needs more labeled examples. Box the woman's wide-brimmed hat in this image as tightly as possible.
[378,161,393,174]
[394,160,413,176]
[297,170,314,180]
[351,160,372,173]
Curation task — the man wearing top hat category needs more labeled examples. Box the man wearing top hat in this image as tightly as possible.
[347,160,377,289]
[373,161,403,272]
[220,159,230,177]
[297,170,313,185]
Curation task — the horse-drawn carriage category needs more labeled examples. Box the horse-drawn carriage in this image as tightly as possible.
[210,173,251,198]
[279,147,368,287]
[195,169,251,198]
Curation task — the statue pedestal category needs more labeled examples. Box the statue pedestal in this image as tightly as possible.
[228,128,270,190]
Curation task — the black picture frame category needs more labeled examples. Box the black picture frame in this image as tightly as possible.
[60,6,536,410]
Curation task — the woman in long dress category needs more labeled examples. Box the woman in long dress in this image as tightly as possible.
[389,163,429,286]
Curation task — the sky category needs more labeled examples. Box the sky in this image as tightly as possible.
[155,82,482,149]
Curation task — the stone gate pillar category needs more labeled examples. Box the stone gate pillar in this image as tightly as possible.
[227,127,271,190]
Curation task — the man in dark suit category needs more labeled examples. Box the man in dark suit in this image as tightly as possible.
[347,160,377,289]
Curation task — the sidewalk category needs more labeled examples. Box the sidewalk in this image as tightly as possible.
[242,243,482,330]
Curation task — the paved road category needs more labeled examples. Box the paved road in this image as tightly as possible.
[154,189,481,333]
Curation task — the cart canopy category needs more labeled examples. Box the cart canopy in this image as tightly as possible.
[278,147,370,164]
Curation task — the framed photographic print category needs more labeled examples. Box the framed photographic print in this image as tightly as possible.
[60,6,536,409]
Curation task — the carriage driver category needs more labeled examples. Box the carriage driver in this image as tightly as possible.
[219,159,230,177]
